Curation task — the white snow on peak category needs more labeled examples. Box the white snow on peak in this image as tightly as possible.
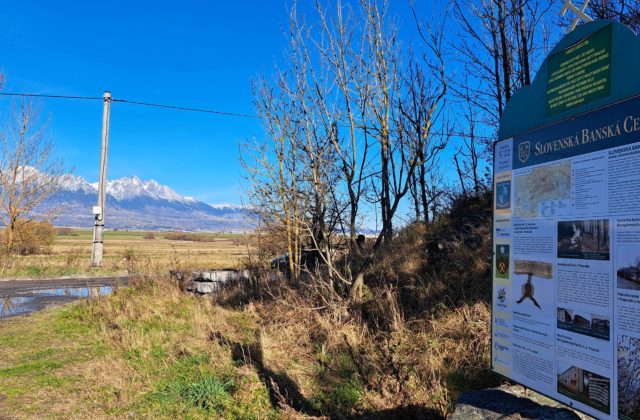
[57,173,240,209]
[209,203,244,210]
[58,174,97,193]
[105,176,187,202]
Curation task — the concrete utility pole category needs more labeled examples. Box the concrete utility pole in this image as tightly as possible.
[91,91,112,267]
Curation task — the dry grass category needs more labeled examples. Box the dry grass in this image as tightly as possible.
[0,229,250,279]
[245,280,498,418]
[218,191,501,418]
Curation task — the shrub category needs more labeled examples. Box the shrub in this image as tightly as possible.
[1,219,56,255]
[143,232,156,240]
[164,232,215,242]
[56,227,78,236]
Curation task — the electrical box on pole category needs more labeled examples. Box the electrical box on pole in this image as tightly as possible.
[91,91,111,267]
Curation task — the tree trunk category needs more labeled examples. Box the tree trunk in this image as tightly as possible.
[516,0,531,86]
[380,133,392,240]
[349,272,365,301]
[497,0,512,103]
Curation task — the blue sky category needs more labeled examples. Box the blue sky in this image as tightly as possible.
[0,0,435,206]
[0,1,300,204]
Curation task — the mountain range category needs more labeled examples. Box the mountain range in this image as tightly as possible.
[37,174,251,232]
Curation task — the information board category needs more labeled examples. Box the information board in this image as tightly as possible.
[493,22,640,420]
[547,25,612,116]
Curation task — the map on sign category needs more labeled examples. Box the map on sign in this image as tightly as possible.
[514,161,571,218]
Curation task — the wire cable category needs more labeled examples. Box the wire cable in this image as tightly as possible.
[0,92,102,101]
[0,91,495,140]
[111,98,260,120]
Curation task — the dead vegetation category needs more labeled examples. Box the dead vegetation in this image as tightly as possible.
[210,190,501,418]
[0,220,55,256]
[0,229,248,279]
[164,232,218,242]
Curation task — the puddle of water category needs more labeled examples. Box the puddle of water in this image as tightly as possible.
[1,285,114,319]
[1,296,36,317]
[25,286,113,298]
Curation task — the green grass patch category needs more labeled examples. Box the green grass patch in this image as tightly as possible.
[312,380,364,414]
[182,375,234,412]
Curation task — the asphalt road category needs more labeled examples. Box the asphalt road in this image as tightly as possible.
[0,276,128,318]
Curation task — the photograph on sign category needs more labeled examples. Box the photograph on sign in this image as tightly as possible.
[513,260,552,310]
[557,306,610,341]
[557,363,611,414]
[616,221,640,291]
[557,219,610,260]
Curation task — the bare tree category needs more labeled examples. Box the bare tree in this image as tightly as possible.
[246,1,447,300]
[580,0,640,32]
[447,0,552,196]
[0,99,64,253]
[315,0,372,254]
[349,1,447,298]
[451,0,552,144]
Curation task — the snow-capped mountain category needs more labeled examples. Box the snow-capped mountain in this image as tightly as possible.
[58,175,190,202]
[39,174,251,232]
[106,177,188,202]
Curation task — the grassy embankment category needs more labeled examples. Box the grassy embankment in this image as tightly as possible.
[0,229,248,279]
[0,193,501,418]
[0,278,276,418]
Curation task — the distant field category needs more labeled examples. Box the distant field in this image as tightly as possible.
[0,229,250,279]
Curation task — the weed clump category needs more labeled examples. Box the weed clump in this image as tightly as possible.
[181,375,235,412]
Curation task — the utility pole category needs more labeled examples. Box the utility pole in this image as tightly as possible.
[91,91,112,267]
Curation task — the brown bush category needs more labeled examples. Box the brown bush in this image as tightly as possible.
[143,232,156,240]
[56,227,78,236]
[164,232,215,242]
[1,219,56,255]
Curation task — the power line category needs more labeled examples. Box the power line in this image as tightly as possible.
[0,92,102,101]
[112,98,260,120]
[0,91,259,120]
[0,91,494,140]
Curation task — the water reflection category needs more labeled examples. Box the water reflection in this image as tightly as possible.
[0,285,113,319]
[2,296,37,317]
[27,286,112,298]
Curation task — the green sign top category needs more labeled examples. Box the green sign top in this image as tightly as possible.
[546,25,612,116]
[499,21,640,141]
